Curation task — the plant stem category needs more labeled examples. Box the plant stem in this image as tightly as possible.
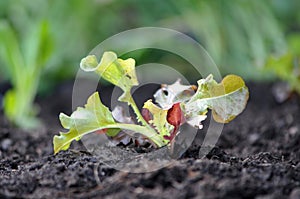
[127,96,150,127]
[126,96,166,147]
[54,123,165,154]
[107,123,165,147]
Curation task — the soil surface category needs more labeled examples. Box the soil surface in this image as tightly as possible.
[0,82,300,199]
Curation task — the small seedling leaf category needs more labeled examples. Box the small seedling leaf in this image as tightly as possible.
[184,74,249,124]
[80,52,138,103]
[53,92,119,154]
[143,100,174,143]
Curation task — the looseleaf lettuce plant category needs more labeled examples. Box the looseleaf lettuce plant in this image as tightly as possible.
[53,51,249,154]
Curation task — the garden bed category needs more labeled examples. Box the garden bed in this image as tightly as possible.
[0,82,300,199]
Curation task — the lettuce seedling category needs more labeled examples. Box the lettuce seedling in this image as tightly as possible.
[0,20,53,129]
[265,53,300,96]
[53,51,249,154]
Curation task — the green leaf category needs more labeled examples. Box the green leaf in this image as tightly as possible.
[80,52,138,102]
[0,21,24,85]
[53,92,166,154]
[80,51,151,127]
[53,92,119,154]
[288,34,300,55]
[183,74,249,125]
[265,53,294,80]
[24,20,53,70]
[265,53,300,94]
[143,100,174,144]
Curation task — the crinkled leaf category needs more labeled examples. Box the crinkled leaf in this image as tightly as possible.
[80,51,151,127]
[154,79,196,109]
[53,93,166,153]
[80,52,138,102]
[184,74,249,124]
[53,92,119,154]
[143,100,174,143]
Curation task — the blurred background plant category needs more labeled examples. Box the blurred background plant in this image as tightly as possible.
[0,0,299,129]
[0,20,52,129]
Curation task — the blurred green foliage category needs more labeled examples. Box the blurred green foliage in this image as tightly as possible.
[0,0,300,128]
[265,53,300,94]
[0,0,293,82]
[0,20,53,128]
[263,0,300,94]
[166,0,287,79]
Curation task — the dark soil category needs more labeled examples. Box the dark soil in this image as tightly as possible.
[1,82,300,199]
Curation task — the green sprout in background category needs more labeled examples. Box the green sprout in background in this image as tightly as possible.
[0,0,292,82]
[0,20,53,129]
[265,53,300,96]
[263,17,300,97]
